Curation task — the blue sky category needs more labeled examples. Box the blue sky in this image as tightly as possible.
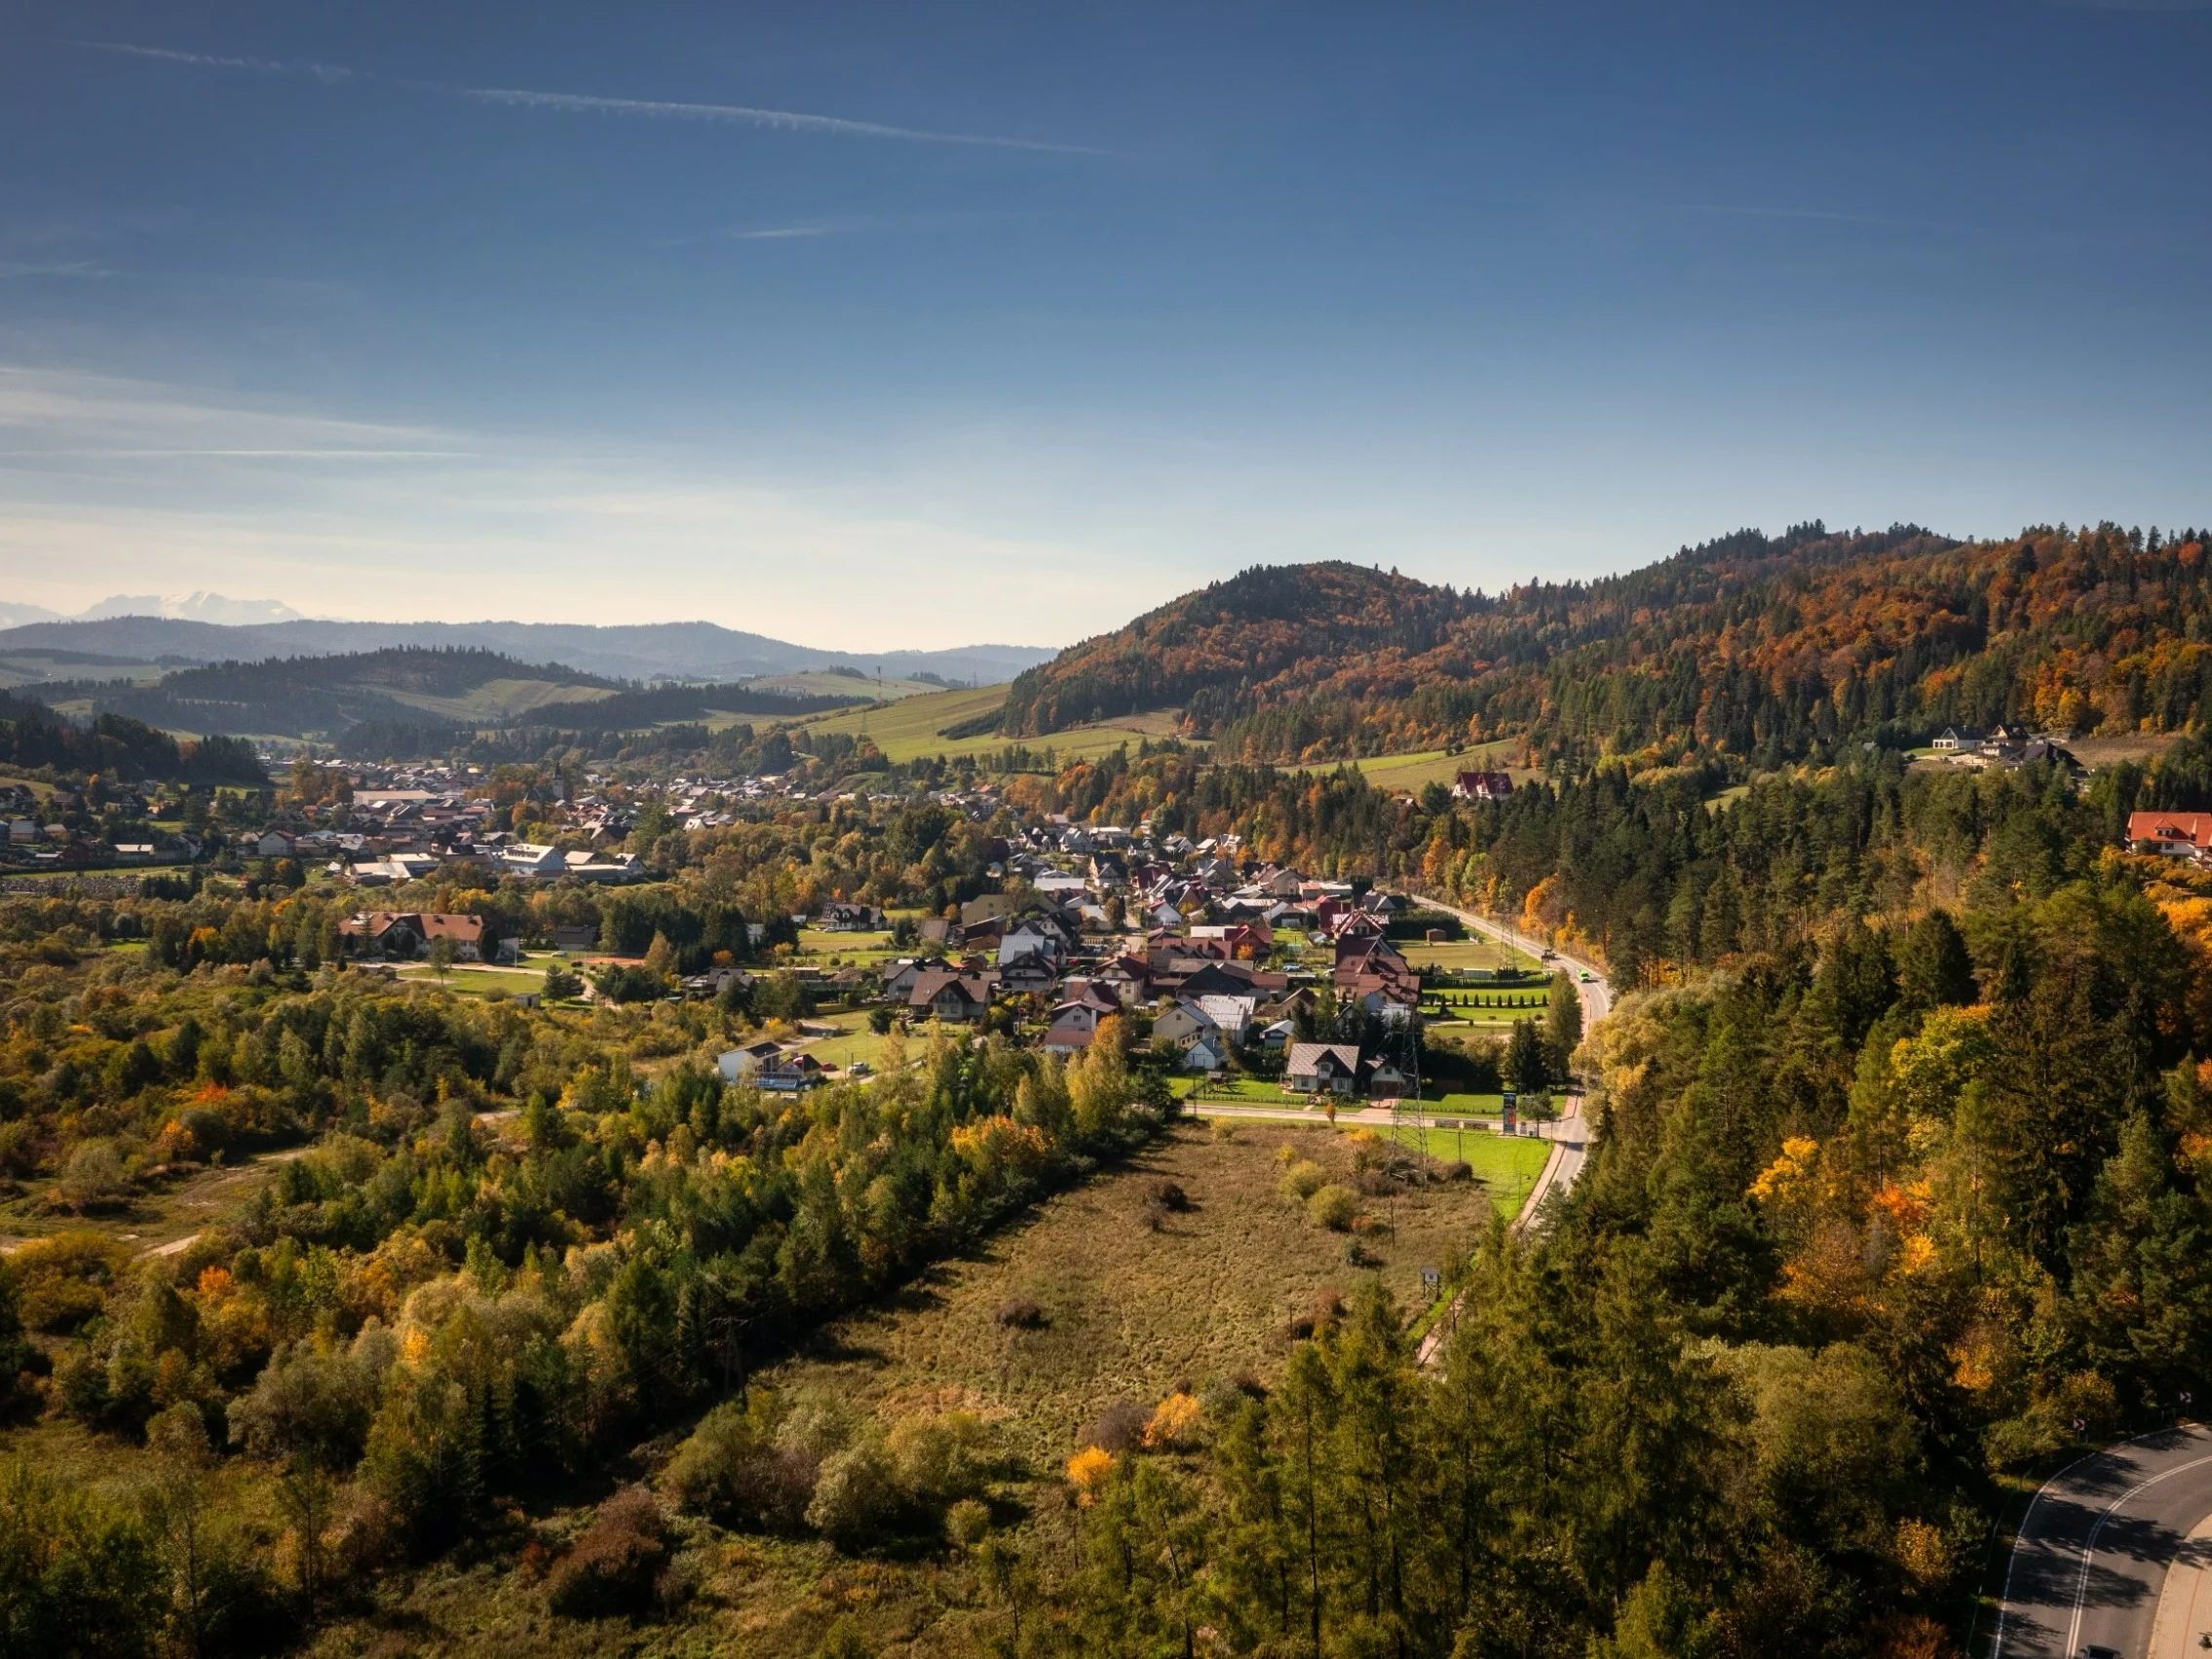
[1,1,2207,647]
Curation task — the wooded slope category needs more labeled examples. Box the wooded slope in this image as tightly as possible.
[999,522,2212,769]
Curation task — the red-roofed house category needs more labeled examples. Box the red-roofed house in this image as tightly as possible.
[2128,811,2212,863]
[1451,771,1514,801]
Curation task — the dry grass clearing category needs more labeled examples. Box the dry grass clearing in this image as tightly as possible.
[297,1121,1503,1659]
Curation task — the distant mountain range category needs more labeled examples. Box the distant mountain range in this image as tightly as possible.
[28,646,871,743]
[0,592,305,627]
[0,614,1054,687]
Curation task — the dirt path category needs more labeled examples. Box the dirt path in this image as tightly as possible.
[0,1143,316,1260]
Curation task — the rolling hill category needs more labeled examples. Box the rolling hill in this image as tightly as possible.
[998,522,2212,770]
[37,648,867,742]
[0,615,1052,688]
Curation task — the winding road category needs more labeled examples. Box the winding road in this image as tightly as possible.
[1992,1423,2212,1658]
[1406,896,1612,1367]
[1418,895,1612,1230]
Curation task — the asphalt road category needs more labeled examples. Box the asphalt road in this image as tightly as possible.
[1993,1423,2212,1658]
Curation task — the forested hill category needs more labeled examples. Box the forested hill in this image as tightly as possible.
[998,522,2212,768]
[0,690,264,783]
[50,647,863,742]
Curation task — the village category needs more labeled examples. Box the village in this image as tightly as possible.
[302,772,1579,1115]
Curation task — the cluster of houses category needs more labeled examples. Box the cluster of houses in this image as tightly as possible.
[3,780,202,870]
[712,869,1435,1099]
[214,758,648,886]
[1929,724,2083,773]
[850,838,1438,1089]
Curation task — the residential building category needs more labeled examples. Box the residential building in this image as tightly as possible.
[1284,1042,1363,1095]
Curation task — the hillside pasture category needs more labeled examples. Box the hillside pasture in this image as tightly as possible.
[796,684,1187,768]
[384,677,617,723]
[1347,737,1522,794]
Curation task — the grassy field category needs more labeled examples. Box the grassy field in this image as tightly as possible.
[1346,737,1522,793]
[794,926,905,963]
[794,684,1188,769]
[392,961,559,997]
[1400,935,1545,975]
[385,677,617,723]
[744,670,943,700]
[796,1008,897,1075]
[0,653,166,688]
[258,1121,1506,1657]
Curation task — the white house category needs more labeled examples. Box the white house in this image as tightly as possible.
[1184,1034,1228,1074]
[1284,1042,1362,1095]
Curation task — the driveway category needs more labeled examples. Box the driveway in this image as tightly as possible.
[1992,1423,2212,1657]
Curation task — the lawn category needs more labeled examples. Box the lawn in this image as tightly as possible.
[1400,935,1546,976]
[392,961,562,998]
[282,1121,1505,1658]
[794,926,905,963]
[796,1009,898,1075]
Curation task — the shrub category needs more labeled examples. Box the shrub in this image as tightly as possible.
[1439,1159,1473,1182]
[945,1497,992,1551]
[886,1412,995,1510]
[9,1231,131,1334]
[57,1142,129,1213]
[1079,1398,1151,1453]
[1278,1158,1328,1202]
[546,1489,669,1621]
[1307,1185,1360,1231]
[774,1389,859,1465]
[664,1396,816,1530]
[228,1342,377,1470]
[806,1442,898,1547]
[993,1298,1047,1330]
[1146,1179,1191,1213]
[1064,1446,1116,1505]
[1141,1390,1201,1450]
[1288,1287,1346,1339]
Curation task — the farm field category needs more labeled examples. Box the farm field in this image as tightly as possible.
[283,1120,1505,1659]
[795,684,1190,769]
[384,677,616,722]
[744,669,942,700]
[1346,737,1522,793]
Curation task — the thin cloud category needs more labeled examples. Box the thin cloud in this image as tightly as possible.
[58,37,1099,154]
[62,39,353,83]
[451,86,1104,154]
[0,261,110,280]
[729,225,837,241]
